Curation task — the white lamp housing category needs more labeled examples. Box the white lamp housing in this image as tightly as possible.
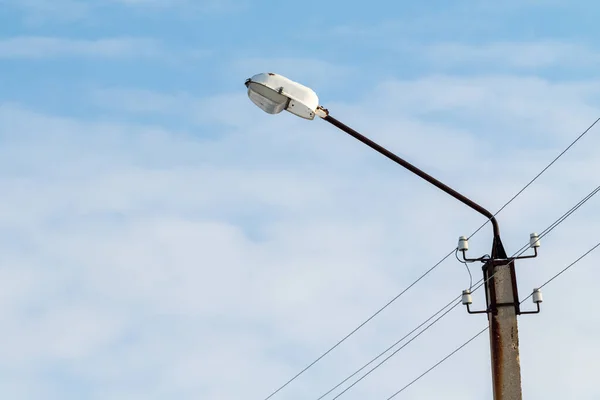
[458,236,469,251]
[530,232,541,248]
[245,73,321,120]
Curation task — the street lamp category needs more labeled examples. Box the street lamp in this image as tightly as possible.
[245,73,323,120]
[244,72,541,400]
[245,72,505,255]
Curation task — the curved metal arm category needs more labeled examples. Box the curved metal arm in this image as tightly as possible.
[519,302,541,315]
[323,114,501,250]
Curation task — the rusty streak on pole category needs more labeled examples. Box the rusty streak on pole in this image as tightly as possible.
[485,257,523,400]
[322,114,522,400]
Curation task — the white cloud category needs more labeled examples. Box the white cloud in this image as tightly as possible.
[0,0,90,22]
[230,57,356,90]
[353,75,600,148]
[426,41,600,69]
[0,36,163,59]
[320,0,570,42]
[110,0,244,10]
[91,88,193,115]
[1,0,246,22]
[89,55,353,123]
[2,69,600,399]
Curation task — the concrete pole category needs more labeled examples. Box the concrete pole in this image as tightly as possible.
[484,260,523,400]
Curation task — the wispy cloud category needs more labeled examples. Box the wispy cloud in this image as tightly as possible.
[89,89,254,129]
[4,0,600,397]
[0,36,163,59]
[1,0,246,22]
[425,41,600,69]
[109,0,245,11]
[2,73,600,397]
[89,56,355,125]
[0,0,91,22]
[231,57,356,91]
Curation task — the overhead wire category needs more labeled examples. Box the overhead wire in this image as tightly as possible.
[466,117,600,240]
[319,262,500,400]
[322,276,491,400]
[262,249,455,400]
[314,294,461,400]
[455,248,473,290]
[385,326,489,400]
[327,301,463,400]
[318,182,600,399]
[385,238,600,399]
[521,240,600,304]
[261,117,600,400]
[509,185,600,260]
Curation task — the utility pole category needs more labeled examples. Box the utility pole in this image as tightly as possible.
[325,110,532,399]
[466,241,525,400]
[244,71,542,400]
[485,245,523,400]
[326,110,534,400]
[462,234,541,400]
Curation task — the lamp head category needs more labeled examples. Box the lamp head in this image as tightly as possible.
[245,73,321,120]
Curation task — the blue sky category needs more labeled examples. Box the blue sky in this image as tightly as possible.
[2,1,600,399]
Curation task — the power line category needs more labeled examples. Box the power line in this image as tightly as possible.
[262,249,455,400]
[327,302,459,399]
[327,301,462,400]
[538,186,600,237]
[314,295,460,400]
[455,248,473,290]
[385,239,600,399]
[266,182,599,400]
[321,250,518,400]
[467,117,600,240]
[521,240,600,304]
[320,277,489,400]
[261,118,600,400]
[321,185,600,399]
[510,185,600,259]
[385,326,489,400]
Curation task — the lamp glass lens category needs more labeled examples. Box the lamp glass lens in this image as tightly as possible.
[247,83,288,114]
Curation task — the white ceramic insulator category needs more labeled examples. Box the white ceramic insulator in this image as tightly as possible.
[458,236,469,251]
[530,233,541,248]
[462,290,473,305]
[532,288,543,303]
